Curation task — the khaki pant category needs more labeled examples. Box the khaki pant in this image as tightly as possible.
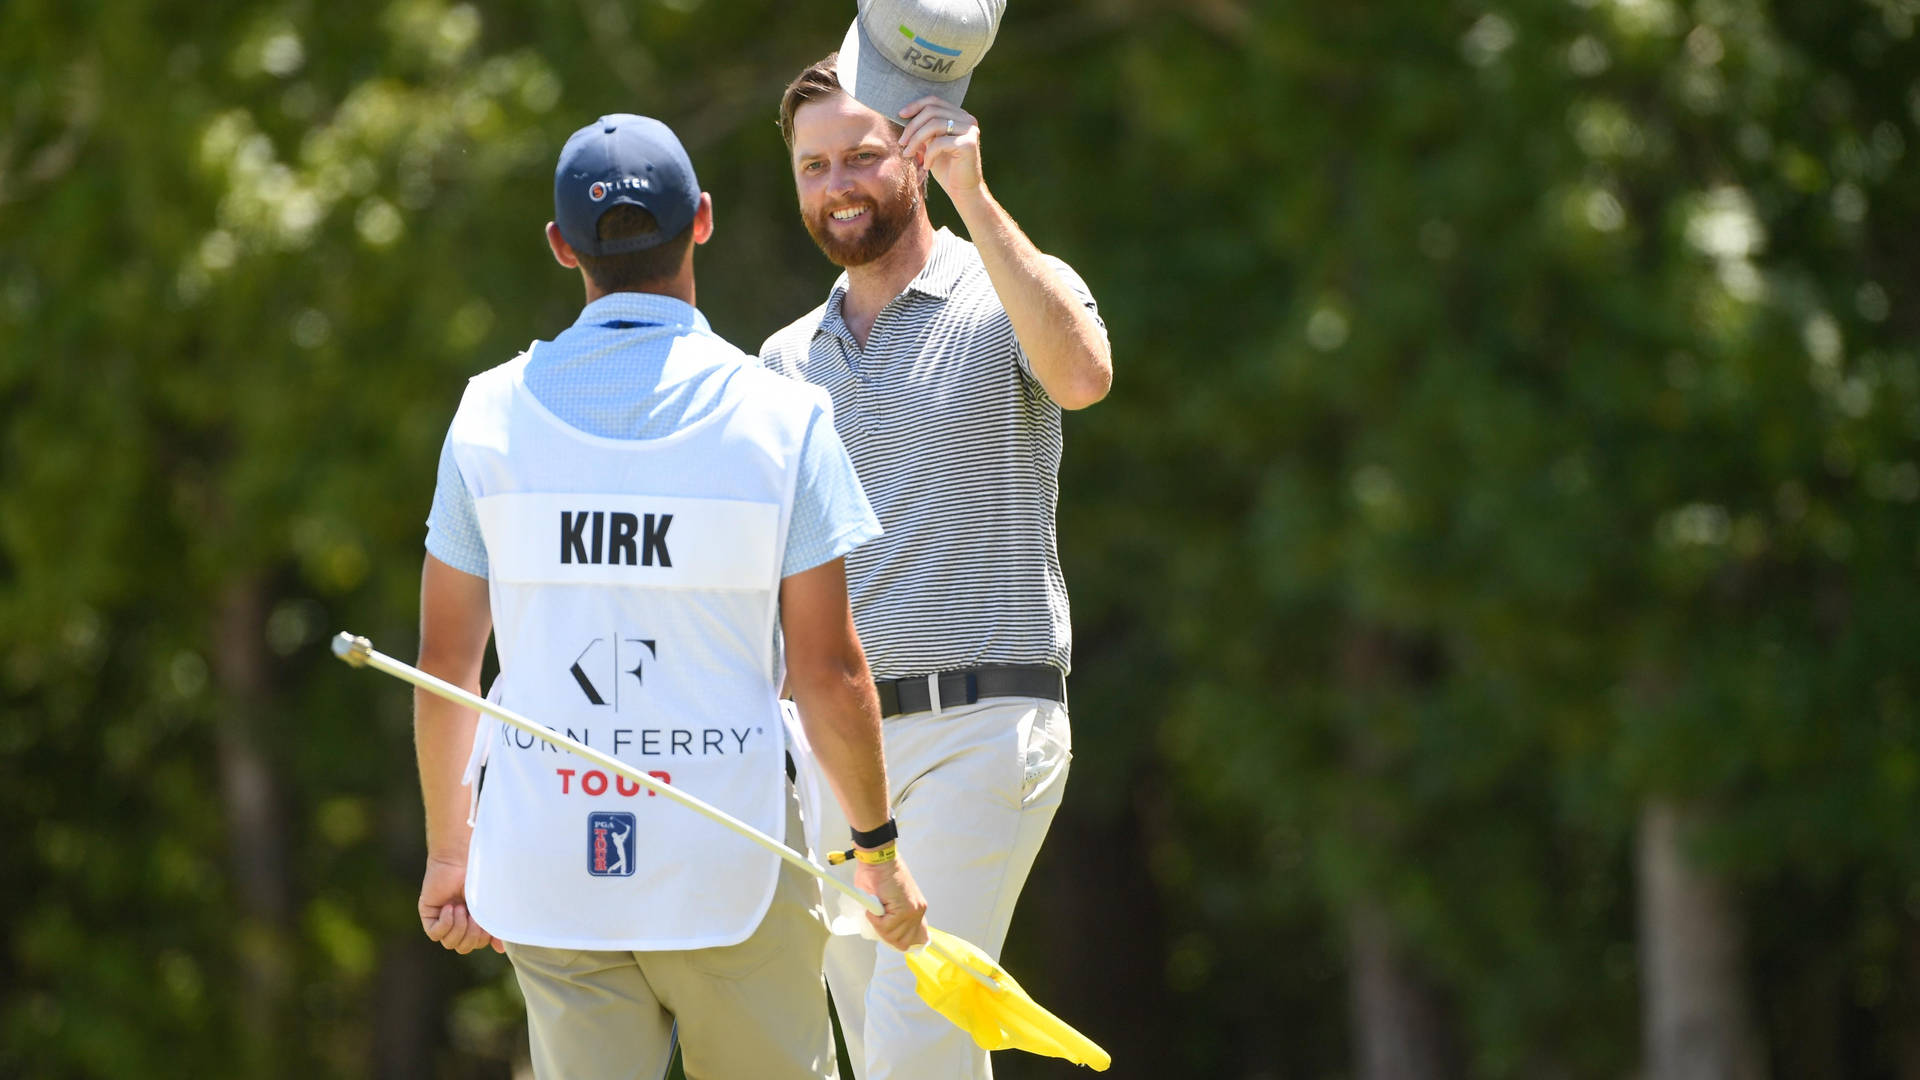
[506,790,836,1080]
[822,697,1073,1080]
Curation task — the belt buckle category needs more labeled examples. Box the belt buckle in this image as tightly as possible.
[931,670,981,715]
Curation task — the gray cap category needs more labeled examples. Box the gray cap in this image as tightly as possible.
[837,0,1006,122]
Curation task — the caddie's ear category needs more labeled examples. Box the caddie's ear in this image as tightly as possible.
[692,192,715,246]
[546,221,580,268]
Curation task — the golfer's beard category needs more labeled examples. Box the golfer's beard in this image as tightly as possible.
[804,179,919,268]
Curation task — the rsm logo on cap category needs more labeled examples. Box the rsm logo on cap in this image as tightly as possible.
[898,24,963,74]
[840,1,1005,117]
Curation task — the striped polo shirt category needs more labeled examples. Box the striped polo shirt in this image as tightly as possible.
[760,227,1105,682]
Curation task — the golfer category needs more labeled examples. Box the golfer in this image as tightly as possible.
[761,2,1113,1076]
[415,112,926,1079]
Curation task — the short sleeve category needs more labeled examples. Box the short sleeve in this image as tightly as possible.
[424,432,490,577]
[782,407,881,577]
[758,336,802,381]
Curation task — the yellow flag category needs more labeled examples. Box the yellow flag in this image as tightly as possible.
[902,927,1111,1071]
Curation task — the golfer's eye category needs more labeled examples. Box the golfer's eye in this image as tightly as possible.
[854,151,878,163]
[802,160,825,174]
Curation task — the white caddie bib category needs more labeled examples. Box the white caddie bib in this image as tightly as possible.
[448,348,823,951]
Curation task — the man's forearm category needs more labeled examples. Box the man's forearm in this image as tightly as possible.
[789,665,893,835]
[415,656,482,861]
[950,184,1112,409]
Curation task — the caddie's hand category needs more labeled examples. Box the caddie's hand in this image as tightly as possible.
[898,97,983,198]
[857,853,930,951]
[419,854,505,955]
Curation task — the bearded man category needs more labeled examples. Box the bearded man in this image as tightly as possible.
[758,6,1112,1076]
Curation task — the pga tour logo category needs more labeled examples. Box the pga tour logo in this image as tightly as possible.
[587,811,636,877]
[587,176,650,202]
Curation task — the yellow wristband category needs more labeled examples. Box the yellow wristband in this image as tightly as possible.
[853,843,898,865]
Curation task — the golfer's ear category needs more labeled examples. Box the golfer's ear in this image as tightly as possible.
[692,193,714,246]
[546,221,579,268]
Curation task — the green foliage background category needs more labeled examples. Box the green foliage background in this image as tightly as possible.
[3,1,1918,1076]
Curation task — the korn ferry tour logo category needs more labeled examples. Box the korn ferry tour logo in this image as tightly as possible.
[569,635,657,709]
[506,633,769,799]
[588,811,637,877]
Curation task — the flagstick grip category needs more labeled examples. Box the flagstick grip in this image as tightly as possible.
[330,632,886,919]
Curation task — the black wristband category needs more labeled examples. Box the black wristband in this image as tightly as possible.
[850,817,899,849]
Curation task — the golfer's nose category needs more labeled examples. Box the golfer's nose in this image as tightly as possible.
[826,163,856,198]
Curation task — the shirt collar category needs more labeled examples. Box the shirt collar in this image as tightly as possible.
[572,291,710,335]
[818,227,966,343]
[904,227,967,300]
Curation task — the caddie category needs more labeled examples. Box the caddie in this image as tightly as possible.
[762,2,1113,1076]
[413,112,926,1080]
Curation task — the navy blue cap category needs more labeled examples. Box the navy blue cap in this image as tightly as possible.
[553,114,700,256]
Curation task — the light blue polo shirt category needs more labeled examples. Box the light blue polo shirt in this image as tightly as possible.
[428,292,879,578]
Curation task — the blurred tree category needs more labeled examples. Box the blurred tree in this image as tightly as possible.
[1087,1,1920,1077]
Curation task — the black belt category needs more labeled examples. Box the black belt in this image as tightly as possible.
[875,664,1066,719]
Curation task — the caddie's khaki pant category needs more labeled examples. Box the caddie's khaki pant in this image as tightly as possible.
[818,696,1073,1080]
[505,789,836,1080]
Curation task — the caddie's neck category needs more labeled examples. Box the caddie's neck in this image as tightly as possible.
[580,270,696,309]
[840,212,936,348]
[546,193,712,316]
